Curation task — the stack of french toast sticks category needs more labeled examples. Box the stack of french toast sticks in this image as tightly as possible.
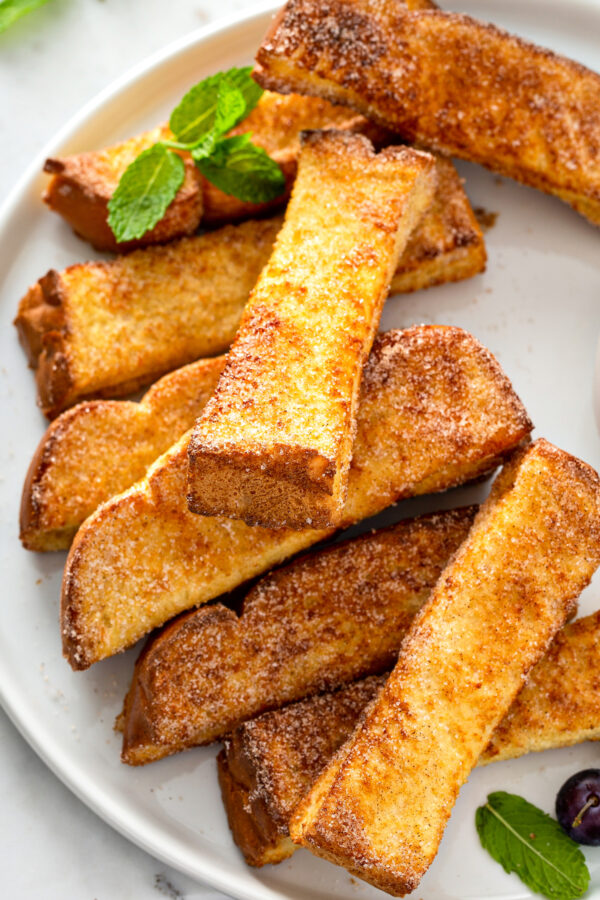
[14,0,600,894]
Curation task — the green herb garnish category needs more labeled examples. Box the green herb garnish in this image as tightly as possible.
[106,144,185,243]
[0,0,51,33]
[476,791,590,900]
[195,134,288,204]
[169,68,262,145]
[107,66,284,243]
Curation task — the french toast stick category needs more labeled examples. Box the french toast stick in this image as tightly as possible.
[255,0,600,225]
[120,507,477,764]
[15,218,276,419]
[61,326,532,669]
[20,357,225,551]
[17,155,485,419]
[290,440,600,896]
[219,610,600,867]
[43,93,389,252]
[187,132,437,529]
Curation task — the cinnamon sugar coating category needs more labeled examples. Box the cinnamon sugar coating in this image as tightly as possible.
[15,218,277,419]
[481,610,600,764]
[42,92,390,252]
[20,358,225,551]
[188,131,437,529]
[19,153,483,550]
[44,124,203,253]
[255,0,600,224]
[61,326,531,669]
[17,153,484,421]
[290,440,600,895]
[120,507,475,764]
[220,610,600,867]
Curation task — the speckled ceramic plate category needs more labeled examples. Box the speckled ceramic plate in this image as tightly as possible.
[1,2,600,898]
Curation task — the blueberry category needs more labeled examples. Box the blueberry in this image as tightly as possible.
[556,769,600,845]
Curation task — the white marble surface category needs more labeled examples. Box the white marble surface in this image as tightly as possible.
[0,2,258,897]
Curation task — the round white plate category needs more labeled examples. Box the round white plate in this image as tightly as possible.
[1,2,600,898]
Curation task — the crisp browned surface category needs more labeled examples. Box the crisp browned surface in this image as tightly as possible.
[15,218,277,419]
[290,440,600,896]
[391,154,485,294]
[221,676,386,866]
[188,132,437,529]
[19,154,485,420]
[222,610,600,866]
[61,326,531,670]
[42,92,390,251]
[19,155,484,550]
[20,358,225,551]
[255,0,600,225]
[217,750,298,867]
[120,508,476,764]
[481,610,600,763]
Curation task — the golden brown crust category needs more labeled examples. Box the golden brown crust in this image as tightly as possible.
[341,326,532,524]
[19,160,484,549]
[290,439,600,895]
[221,677,385,865]
[255,0,600,225]
[217,750,298,866]
[44,125,203,253]
[19,357,225,552]
[15,218,279,418]
[14,283,63,366]
[187,133,437,529]
[225,676,385,837]
[481,609,600,763]
[221,610,600,867]
[60,326,531,670]
[20,152,485,419]
[120,507,476,764]
[390,154,486,293]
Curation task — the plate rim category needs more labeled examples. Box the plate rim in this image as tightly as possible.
[2,1,600,898]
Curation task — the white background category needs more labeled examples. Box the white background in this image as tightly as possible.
[2,1,600,899]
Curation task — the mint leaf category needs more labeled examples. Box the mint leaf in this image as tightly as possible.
[169,73,227,145]
[0,0,50,33]
[211,133,252,160]
[215,86,246,137]
[186,85,247,161]
[169,67,259,145]
[221,66,263,118]
[476,792,590,900]
[195,135,286,204]
[193,132,251,165]
[107,144,184,243]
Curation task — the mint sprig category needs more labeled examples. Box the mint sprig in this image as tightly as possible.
[476,791,590,900]
[107,67,284,243]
